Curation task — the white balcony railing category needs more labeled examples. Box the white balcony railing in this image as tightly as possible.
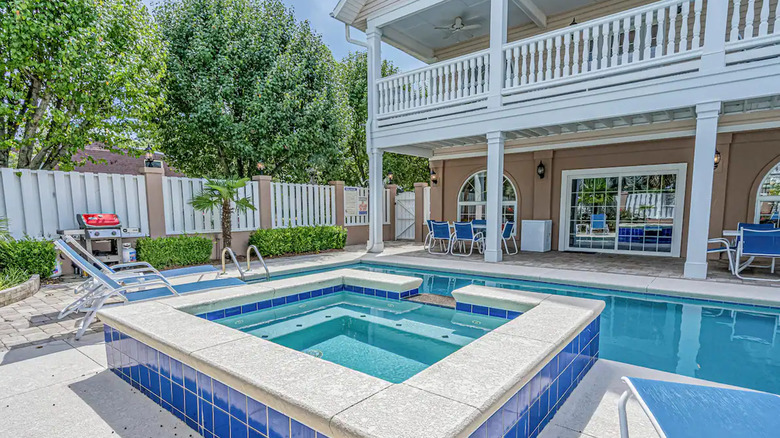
[503,0,705,91]
[376,50,490,117]
[727,0,780,49]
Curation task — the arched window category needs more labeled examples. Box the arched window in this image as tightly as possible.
[756,162,780,226]
[457,171,517,224]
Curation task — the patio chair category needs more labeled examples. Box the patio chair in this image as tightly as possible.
[54,240,245,339]
[424,219,435,250]
[707,238,736,275]
[450,222,484,257]
[617,376,780,438]
[428,221,453,255]
[62,235,218,281]
[577,214,609,235]
[502,221,518,255]
[735,228,780,281]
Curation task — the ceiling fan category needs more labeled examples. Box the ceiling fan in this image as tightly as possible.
[435,16,482,40]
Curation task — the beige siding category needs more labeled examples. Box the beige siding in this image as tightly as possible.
[354,0,414,29]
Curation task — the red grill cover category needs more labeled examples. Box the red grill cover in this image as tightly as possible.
[78,214,120,229]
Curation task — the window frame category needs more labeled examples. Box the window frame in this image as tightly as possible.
[456,171,518,226]
[558,163,688,257]
[754,163,780,226]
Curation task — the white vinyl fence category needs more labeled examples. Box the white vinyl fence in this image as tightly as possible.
[162,177,260,235]
[344,187,391,226]
[0,168,149,239]
[270,182,336,229]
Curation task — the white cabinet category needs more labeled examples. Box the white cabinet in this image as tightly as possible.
[521,220,552,252]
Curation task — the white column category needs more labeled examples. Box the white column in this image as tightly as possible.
[488,0,508,107]
[485,131,505,263]
[366,26,384,253]
[700,0,728,71]
[684,101,721,279]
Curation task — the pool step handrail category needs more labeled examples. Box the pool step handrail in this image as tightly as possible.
[221,247,246,280]
[247,245,270,281]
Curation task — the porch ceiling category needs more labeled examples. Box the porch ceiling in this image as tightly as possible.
[382,95,780,157]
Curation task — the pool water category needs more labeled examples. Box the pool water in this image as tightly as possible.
[215,292,507,383]
[267,263,780,394]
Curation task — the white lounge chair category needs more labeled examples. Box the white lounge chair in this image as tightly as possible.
[618,376,780,438]
[54,240,244,339]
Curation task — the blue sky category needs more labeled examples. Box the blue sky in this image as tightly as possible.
[142,0,424,72]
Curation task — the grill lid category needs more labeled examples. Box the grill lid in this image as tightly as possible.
[77,213,121,229]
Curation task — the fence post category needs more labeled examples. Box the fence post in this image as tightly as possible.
[386,185,397,241]
[414,183,429,243]
[140,166,166,238]
[329,181,346,227]
[253,175,273,229]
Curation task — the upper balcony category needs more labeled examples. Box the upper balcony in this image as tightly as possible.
[334,0,780,148]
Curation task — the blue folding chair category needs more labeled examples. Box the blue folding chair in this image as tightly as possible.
[591,213,609,234]
[618,376,780,438]
[451,222,484,257]
[428,221,453,255]
[424,219,435,250]
[735,228,780,281]
[502,221,518,255]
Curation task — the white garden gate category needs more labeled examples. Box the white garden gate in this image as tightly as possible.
[395,191,415,240]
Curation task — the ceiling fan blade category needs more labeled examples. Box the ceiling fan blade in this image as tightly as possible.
[434,26,452,30]
[442,32,453,40]
[461,24,482,31]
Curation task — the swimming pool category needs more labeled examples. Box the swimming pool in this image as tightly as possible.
[214,292,507,383]
[269,262,780,394]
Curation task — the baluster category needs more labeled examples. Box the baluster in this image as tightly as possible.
[460,61,466,98]
[692,0,703,49]
[758,0,770,36]
[447,63,454,101]
[667,4,677,55]
[406,75,412,110]
[477,56,485,93]
[775,0,780,35]
[535,40,542,82]
[382,82,388,114]
[398,77,404,111]
[426,70,433,105]
[573,30,581,75]
[584,27,593,72]
[745,0,756,38]
[730,0,743,42]
[657,7,666,56]
[545,38,553,80]
[389,79,395,112]
[418,72,424,106]
[436,67,443,102]
[644,10,654,59]
[512,47,520,87]
[529,42,537,83]
[622,17,631,64]
[632,14,642,61]
[679,1,690,53]
[600,23,610,69]
[520,44,529,85]
[554,35,563,79]
[456,62,463,99]
[503,49,511,88]
[611,20,621,66]
[563,33,571,77]
[485,54,491,92]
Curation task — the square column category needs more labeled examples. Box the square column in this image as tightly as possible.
[684,102,721,279]
[485,131,505,263]
[368,148,385,253]
[488,0,509,108]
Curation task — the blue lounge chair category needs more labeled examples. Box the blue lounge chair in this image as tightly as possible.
[54,240,245,338]
[502,221,518,255]
[618,376,780,438]
[735,228,780,281]
[63,235,217,280]
[428,221,453,255]
[591,213,609,234]
[451,222,483,257]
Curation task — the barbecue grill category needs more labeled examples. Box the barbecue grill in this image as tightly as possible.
[58,213,144,264]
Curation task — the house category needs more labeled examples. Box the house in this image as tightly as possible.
[68,144,183,177]
[331,0,780,279]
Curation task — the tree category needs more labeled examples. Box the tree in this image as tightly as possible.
[190,179,255,250]
[155,0,351,181]
[338,51,430,190]
[0,0,165,169]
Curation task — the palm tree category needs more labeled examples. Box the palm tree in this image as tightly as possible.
[190,179,256,250]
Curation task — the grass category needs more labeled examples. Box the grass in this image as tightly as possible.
[0,268,29,290]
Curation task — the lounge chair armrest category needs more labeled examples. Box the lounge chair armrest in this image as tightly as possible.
[119,273,171,286]
[112,262,156,271]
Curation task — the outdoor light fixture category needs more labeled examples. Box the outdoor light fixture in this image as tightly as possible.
[387,171,394,182]
[256,161,266,175]
[570,17,577,26]
[537,161,546,179]
[144,146,155,168]
[430,169,438,185]
[714,150,722,169]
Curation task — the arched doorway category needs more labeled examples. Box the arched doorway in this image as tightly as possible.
[457,171,517,224]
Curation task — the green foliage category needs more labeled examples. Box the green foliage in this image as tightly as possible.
[0,238,57,278]
[249,226,347,257]
[0,0,166,169]
[190,178,255,249]
[135,235,213,269]
[337,51,430,190]
[0,218,9,240]
[0,267,29,290]
[155,0,352,182]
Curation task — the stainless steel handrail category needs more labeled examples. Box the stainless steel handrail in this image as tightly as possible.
[221,247,246,280]
[246,245,270,281]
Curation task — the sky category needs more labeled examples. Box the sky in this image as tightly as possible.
[142,0,425,72]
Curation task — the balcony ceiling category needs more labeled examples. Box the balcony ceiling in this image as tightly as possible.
[380,0,596,61]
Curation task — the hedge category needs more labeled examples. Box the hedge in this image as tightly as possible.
[0,239,57,279]
[249,226,347,257]
[135,235,213,269]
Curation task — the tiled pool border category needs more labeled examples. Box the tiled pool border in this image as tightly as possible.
[104,325,330,438]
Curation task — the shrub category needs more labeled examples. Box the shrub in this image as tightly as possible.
[0,267,29,290]
[135,235,213,269]
[249,226,348,257]
[0,239,56,278]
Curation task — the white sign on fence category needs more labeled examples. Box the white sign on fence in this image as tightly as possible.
[270,182,335,229]
[344,187,391,226]
[344,187,358,217]
[162,177,260,235]
[0,168,149,239]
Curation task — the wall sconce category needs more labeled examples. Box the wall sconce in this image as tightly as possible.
[536,161,546,179]
[714,150,722,169]
[144,146,155,168]
[570,17,577,26]
[430,169,438,186]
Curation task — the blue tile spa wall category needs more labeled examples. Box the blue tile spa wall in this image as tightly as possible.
[103,325,330,438]
[469,317,601,438]
[198,284,421,321]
